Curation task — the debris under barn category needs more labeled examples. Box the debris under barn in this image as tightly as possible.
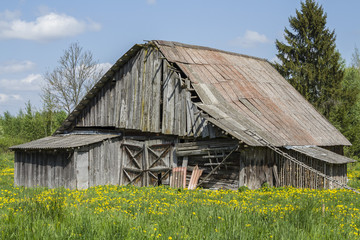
[10,40,355,190]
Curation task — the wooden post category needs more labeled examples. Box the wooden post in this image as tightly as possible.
[144,141,149,186]
[182,156,188,168]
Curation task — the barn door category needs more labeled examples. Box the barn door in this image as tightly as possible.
[121,140,173,187]
[76,151,89,189]
[145,141,172,186]
[121,140,145,187]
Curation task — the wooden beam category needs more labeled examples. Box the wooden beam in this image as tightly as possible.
[197,145,239,187]
[176,146,237,157]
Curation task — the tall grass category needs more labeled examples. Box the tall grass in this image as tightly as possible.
[348,161,360,189]
[0,152,360,239]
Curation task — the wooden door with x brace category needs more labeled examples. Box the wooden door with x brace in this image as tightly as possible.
[121,139,173,186]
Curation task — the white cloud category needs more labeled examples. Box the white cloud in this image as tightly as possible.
[0,10,21,21]
[0,60,35,74]
[232,30,269,48]
[146,0,156,5]
[0,74,43,91]
[0,11,101,41]
[0,93,22,103]
[97,62,112,74]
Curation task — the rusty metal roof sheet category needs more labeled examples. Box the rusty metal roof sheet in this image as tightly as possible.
[155,40,350,147]
[288,146,355,164]
[10,134,121,150]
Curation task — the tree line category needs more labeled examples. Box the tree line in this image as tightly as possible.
[0,102,66,152]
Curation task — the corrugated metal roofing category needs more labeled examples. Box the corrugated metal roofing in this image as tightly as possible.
[10,134,121,150]
[154,40,351,147]
[288,146,355,164]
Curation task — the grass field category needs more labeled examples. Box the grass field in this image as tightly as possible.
[1,152,360,239]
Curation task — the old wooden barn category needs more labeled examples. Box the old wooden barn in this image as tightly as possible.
[10,40,355,190]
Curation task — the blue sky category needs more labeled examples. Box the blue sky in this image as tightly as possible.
[1,0,360,114]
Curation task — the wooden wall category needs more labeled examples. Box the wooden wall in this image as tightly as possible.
[14,150,76,189]
[13,141,122,190]
[176,141,348,190]
[120,139,176,187]
[275,149,348,189]
[14,139,348,190]
[14,137,176,190]
[177,143,275,190]
[74,137,177,189]
[321,145,344,155]
[78,138,121,189]
[238,147,275,189]
[74,47,216,138]
[239,147,347,189]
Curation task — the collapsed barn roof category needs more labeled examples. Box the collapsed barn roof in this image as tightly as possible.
[154,40,350,147]
[56,40,350,147]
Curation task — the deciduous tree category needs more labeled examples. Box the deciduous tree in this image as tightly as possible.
[42,42,103,114]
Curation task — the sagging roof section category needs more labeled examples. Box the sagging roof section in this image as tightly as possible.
[154,40,351,147]
[10,134,121,150]
[288,146,355,164]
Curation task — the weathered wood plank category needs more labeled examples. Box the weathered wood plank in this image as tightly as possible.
[22,152,27,186]
[146,49,155,132]
[76,151,89,189]
[161,61,172,134]
[125,59,133,129]
[25,152,32,187]
[152,49,162,133]
[119,65,128,128]
[58,153,64,187]
[134,49,144,131]
[109,81,115,125]
[185,91,193,136]
[129,51,140,130]
[144,141,149,186]
[116,67,124,127]
[173,75,180,135]
[104,140,110,185]
[69,152,76,189]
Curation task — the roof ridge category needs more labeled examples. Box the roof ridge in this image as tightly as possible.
[153,40,269,63]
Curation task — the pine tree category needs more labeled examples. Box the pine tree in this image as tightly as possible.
[275,0,344,118]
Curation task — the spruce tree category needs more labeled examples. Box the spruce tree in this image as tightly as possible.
[275,0,344,118]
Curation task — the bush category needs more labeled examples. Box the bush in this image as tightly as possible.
[0,102,66,149]
[238,186,250,192]
[0,136,24,153]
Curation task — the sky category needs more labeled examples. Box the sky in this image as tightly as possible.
[1,0,360,115]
